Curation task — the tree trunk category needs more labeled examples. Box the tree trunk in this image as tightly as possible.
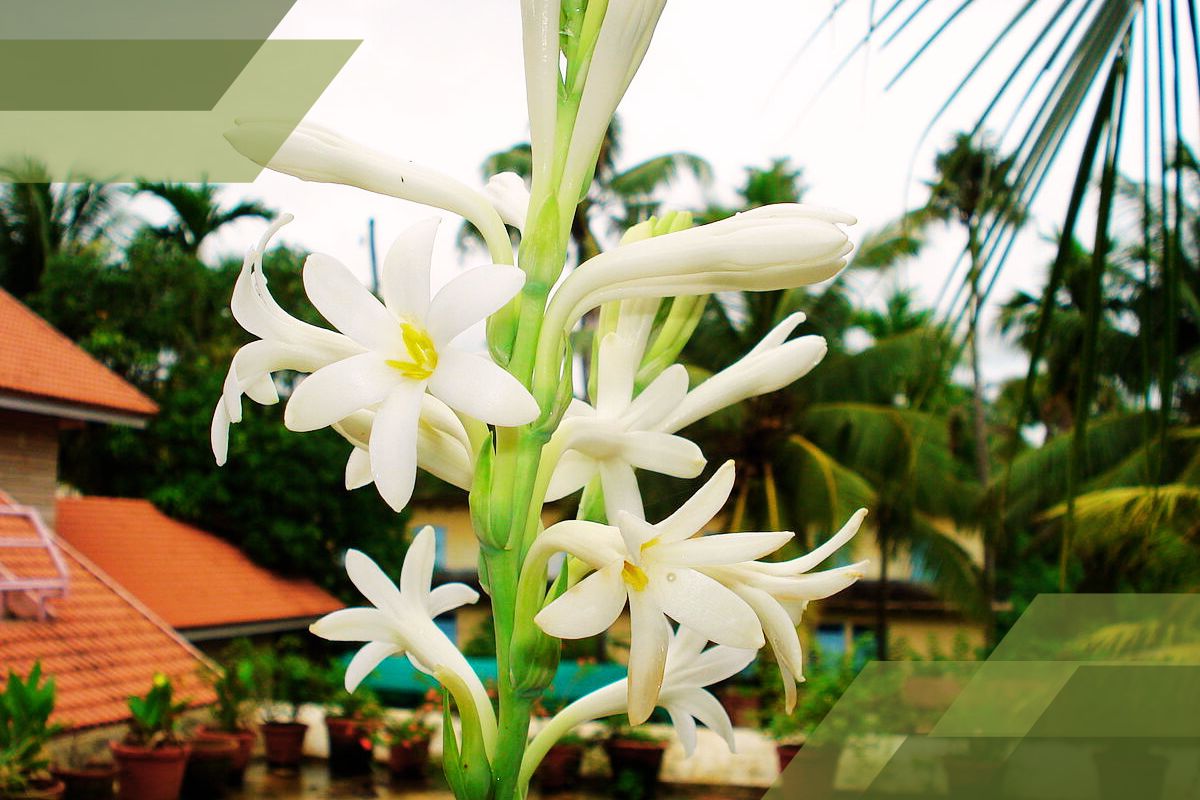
[875,530,890,661]
[967,220,996,644]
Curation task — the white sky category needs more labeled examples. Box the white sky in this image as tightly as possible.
[140,0,1197,391]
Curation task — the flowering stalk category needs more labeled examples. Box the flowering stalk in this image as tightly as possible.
[214,4,865,799]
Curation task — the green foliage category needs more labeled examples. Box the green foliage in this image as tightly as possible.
[0,663,62,793]
[325,680,383,722]
[125,674,188,749]
[766,646,861,742]
[241,640,328,723]
[131,181,270,256]
[203,645,257,733]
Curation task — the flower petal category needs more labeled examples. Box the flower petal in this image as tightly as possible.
[651,567,764,650]
[381,218,436,319]
[426,265,526,345]
[535,561,627,639]
[369,381,424,512]
[600,460,644,522]
[672,643,756,690]
[544,450,597,502]
[428,348,538,426]
[344,549,405,617]
[427,583,480,618]
[345,641,401,692]
[532,520,626,570]
[667,706,698,757]
[401,525,438,601]
[210,402,230,466]
[310,608,395,643]
[484,172,530,231]
[595,333,639,416]
[773,509,867,574]
[620,431,705,479]
[653,531,793,567]
[668,689,736,754]
[656,460,736,543]
[304,252,403,352]
[731,584,804,678]
[626,592,671,725]
[284,352,403,432]
[623,363,689,430]
[345,447,373,490]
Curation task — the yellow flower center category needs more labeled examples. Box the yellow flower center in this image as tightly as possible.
[621,561,649,592]
[386,323,439,380]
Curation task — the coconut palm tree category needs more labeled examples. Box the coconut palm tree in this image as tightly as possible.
[132,181,271,257]
[0,159,120,299]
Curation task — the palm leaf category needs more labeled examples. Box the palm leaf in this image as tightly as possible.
[608,152,712,198]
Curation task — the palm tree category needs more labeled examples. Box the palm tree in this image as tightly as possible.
[672,164,982,660]
[132,181,271,257]
[0,159,120,299]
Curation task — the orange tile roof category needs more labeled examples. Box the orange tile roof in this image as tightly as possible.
[56,497,342,630]
[0,287,157,417]
[0,505,213,730]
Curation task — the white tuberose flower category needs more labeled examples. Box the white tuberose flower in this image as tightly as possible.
[282,217,538,512]
[310,527,497,754]
[533,462,790,723]
[543,204,855,335]
[333,396,474,493]
[661,312,829,433]
[522,625,752,783]
[225,121,513,264]
[545,332,704,520]
[706,510,869,712]
[211,215,362,465]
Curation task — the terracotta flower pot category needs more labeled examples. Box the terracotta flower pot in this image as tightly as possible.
[386,738,430,780]
[194,728,254,786]
[324,717,377,777]
[1,778,66,800]
[180,737,238,800]
[110,742,189,800]
[537,742,584,793]
[605,739,666,799]
[51,762,116,800]
[719,690,761,728]
[776,743,841,799]
[260,722,307,772]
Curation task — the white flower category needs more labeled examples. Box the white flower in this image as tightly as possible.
[518,0,559,191]
[210,215,362,465]
[541,205,855,339]
[225,120,513,264]
[660,312,829,433]
[281,217,539,512]
[332,395,474,492]
[705,510,869,711]
[310,527,497,754]
[544,332,704,520]
[533,462,791,723]
[482,172,531,232]
[559,0,668,208]
[520,624,753,785]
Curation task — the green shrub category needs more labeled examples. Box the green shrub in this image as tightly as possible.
[0,662,62,794]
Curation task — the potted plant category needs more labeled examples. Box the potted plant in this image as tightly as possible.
[322,680,382,777]
[717,682,761,728]
[193,657,256,786]
[50,737,116,800]
[255,651,317,773]
[603,724,668,800]
[109,674,189,800]
[381,700,435,781]
[0,663,65,800]
[530,696,587,793]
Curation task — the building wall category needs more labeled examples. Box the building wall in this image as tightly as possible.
[0,410,60,529]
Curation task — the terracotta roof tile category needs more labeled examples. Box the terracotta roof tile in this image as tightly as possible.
[0,288,157,417]
[56,497,342,630]
[0,505,213,730]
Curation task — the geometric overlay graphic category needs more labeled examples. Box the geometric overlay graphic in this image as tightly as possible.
[0,1,357,181]
[767,596,1200,799]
